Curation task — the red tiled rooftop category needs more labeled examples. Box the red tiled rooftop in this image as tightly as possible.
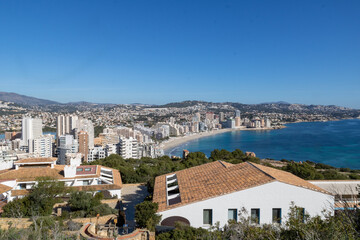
[153,161,330,212]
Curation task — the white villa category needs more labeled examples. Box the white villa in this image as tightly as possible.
[0,157,122,206]
[153,161,334,228]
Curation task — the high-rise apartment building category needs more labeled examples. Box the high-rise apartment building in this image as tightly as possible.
[117,137,139,159]
[78,131,89,162]
[219,112,225,122]
[30,135,53,157]
[57,115,79,138]
[205,112,214,121]
[235,117,241,127]
[57,135,79,165]
[235,110,241,118]
[78,119,94,149]
[21,118,42,147]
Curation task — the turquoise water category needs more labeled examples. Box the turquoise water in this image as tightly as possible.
[166,119,360,169]
[0,132,56,139]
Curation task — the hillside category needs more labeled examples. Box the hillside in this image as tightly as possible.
[0,92,59,106]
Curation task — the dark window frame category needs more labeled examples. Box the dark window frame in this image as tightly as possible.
[228,208,238,221]
[203,209,213,225]
[251,208,260,224]
[272,208,282,224]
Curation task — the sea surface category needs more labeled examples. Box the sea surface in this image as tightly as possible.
[0,132,56,139]
[166,119,360,169]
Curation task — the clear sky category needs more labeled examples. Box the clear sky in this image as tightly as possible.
[0,1,359,108]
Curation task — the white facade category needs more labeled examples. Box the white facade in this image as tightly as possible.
[117,137,139,159]
[105,144,117,156]
[57,115,79,137]
[0,161,122,202]
[0,150,17,170]
[88,147,106,162]
[57,135,79,165]
[30,135,53,157]
[159,181,334,228]
[21,118,42,147]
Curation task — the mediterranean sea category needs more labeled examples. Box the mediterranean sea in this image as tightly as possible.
[0,132,56,139]
[166,119,360,169]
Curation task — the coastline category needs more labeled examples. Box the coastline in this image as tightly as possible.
[160,118,358,153]
[161,126,281,152]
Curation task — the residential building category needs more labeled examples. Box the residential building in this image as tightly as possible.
[57,135,79,165]
[0,157,122,203]
[56,115,79,138]
[77,119,94,149]
[29,134,53,157]
[117,137,139,159]
[309,180,360,210]
[78,131,89,162]
[205,112,214,122]
[87,147,106,162]
[219,112,225,122]
[0,150,18,170]
[235,117,241,127]
[105,144,117,157]
[265,118,271,128]
[153,161,333,228]
[5,132,21,141]
[21,117,42,147]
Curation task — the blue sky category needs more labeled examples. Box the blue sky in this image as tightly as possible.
[0,1,359,108]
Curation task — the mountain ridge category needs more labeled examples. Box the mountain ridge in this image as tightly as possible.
[0,92,357,111]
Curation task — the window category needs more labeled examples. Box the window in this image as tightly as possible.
[18,183,26,189]
[272,208,281,224]
[203,209,213,225]
[228,209,237,221]
[251,209,260,224]
[85,168,91,172]
[83,180,90,186]
[76,168,83,172]
[296,208,305,223]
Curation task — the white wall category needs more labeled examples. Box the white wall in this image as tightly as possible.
[108,189,121,199]
[158,181,334,228]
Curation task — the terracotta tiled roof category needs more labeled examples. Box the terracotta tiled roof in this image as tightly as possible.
[251,163,330,195]
[0,165,122,188]
[11,189,29,196]
[153,161,330,212]
[0,166,65,181]
[11,184,122,197]
[15,157,57,164]
[6,165,122,197]
[0,184,12,194]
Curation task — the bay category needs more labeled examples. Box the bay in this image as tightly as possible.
[166,119,360,169]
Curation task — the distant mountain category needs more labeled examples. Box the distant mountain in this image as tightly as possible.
[153,100,208,108]
[260,101,290,105]
[0,92,60,106]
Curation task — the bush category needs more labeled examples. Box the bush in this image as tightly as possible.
[67,220,82,231]
[89,204,117,216]
[68,191,102,212]
[134,201,161,231]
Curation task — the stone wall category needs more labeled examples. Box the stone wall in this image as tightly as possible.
[0,218,32,230]
[72,214,117,225]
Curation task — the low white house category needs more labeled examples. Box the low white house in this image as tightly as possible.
[153,161,334,228]
[309,180,360,210]
[0,157,122,204]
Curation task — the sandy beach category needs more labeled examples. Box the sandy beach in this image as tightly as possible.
[161,126,279,151]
